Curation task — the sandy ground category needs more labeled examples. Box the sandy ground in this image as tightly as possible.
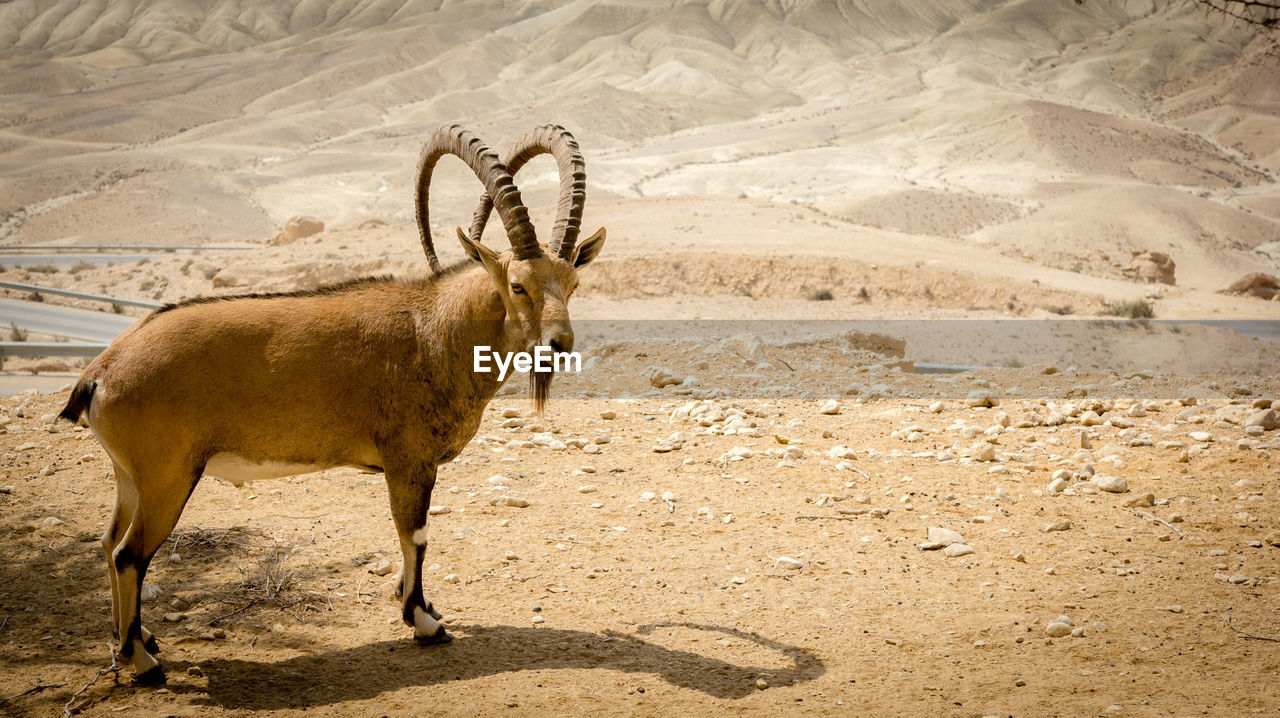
[1,361,1278,717]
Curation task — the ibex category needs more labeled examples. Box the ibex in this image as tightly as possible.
[58,124,606,683]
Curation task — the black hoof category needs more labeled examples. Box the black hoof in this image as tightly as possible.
[426,604,442,621]
[143,634,161,655]
[415,627,453,646]
[133,664,167,686]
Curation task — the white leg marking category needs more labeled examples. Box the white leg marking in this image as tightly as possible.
[412,520,429,546]
[413,605,442,638]
[117,564,160,674]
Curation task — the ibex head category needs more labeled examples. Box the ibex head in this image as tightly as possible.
[454,223,605,355]
[416,124,607,406]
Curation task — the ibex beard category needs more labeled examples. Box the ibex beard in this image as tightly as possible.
[473,344,581,414]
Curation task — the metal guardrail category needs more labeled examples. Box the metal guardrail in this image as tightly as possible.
[0,245,254,252]
[914,363,993,374]
[0,342,108,357]
[0,280,163,309]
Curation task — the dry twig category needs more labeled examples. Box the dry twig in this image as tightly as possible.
[1,681,67,705]
[62,645,119,717]
[1132,509,1184,538]
[1227,613,1280,642]
[207,600,258,626]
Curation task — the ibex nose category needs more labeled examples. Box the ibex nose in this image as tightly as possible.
[547,331,573,355]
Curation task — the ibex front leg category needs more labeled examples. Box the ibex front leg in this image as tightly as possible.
[386,462,451,645]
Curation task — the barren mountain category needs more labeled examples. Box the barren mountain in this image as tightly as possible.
[1,0,1277,298]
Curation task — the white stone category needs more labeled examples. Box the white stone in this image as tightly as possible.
[1246,409,1278,431]
[966,390,998,408]
[1094,476,1128,493]
[827,445,857,460]
[923,527,965,548]
[1045,621,1072,637]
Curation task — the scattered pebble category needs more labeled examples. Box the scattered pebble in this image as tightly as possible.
[1245,409,1278,431]
[1094,476,1128,493]
[920,526,965,550]
[1045,620,1072,637]
[1123,493,1154,508]
[966,390,998,408]
[972,444,997,462]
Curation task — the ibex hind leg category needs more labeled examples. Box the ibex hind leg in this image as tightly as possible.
[103,466,160,656]
[386,463,450,645]
[112,467,201,684]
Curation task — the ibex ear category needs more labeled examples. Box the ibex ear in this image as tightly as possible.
[572,227,606,268]
[458,226,506,279]
[458,227,515,314]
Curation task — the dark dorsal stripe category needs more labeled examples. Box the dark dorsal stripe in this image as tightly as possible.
[146,259,472,320]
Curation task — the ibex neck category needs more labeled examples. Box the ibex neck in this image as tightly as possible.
[430,263,521,362]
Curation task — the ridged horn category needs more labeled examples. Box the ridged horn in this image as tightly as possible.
[415,124,541,272]
[466,124,586,260]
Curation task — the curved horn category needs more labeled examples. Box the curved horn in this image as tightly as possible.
[415,124,540,272]
[466,124,586,261]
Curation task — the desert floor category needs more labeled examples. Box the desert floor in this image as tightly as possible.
[1,356,1278,717]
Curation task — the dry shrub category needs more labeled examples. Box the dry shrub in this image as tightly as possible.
[1104,299,1155,319]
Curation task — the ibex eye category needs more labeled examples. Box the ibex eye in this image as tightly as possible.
[511,283,525,294]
